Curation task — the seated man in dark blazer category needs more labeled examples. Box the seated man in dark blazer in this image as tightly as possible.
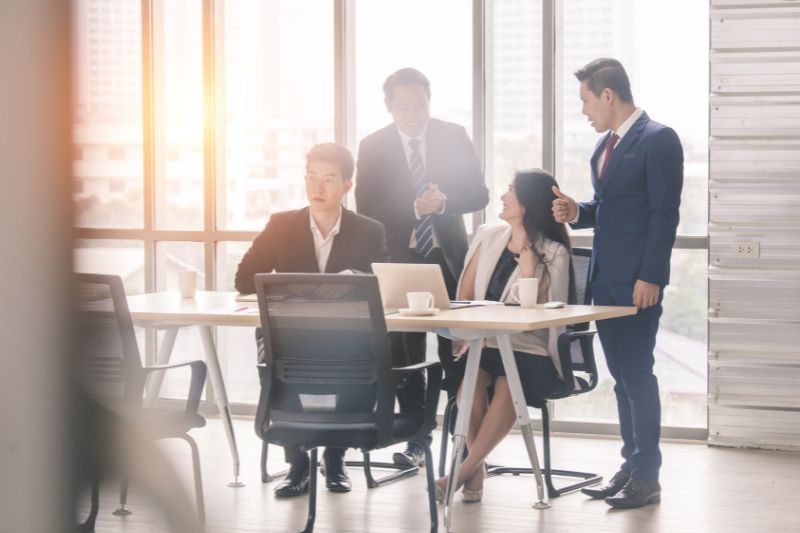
[235,142,389,497]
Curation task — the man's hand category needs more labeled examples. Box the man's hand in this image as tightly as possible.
[632,279,660,310]
[551,186,578,224]
[416,183,446,216]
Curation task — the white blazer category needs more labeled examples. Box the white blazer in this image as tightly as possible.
[456,223,570,377]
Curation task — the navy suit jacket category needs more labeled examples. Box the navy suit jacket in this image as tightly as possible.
[354,118,488,280]
[234,206,389,294]
[572,112,683,288]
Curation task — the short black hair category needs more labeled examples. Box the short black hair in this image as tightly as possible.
[383,68,431,102]
[574,58,633,103]
[305,143,354,181]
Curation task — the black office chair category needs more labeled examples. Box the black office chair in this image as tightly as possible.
[438,248,603,497]
[253,273,441,533]
[257,330,424,487]
[74,273,207,531]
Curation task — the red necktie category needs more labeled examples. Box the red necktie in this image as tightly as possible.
[598,133,620,181]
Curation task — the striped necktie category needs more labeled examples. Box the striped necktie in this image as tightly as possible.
[409,138,434,257]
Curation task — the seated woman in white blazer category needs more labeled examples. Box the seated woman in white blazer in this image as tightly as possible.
[434,169,576,503]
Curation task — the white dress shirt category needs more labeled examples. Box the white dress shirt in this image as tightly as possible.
[309,208,342,273]
[594,107,643,176]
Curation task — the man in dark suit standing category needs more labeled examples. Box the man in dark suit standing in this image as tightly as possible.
[236,143,389,498]
[355,68,488,467]
[552,58,683,509]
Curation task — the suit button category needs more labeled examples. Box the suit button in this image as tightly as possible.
[599,198,604,204]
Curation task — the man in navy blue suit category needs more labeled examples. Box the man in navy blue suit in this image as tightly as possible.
[552,58,683,509]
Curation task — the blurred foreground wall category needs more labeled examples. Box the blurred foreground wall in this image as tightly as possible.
[0,1,73,531]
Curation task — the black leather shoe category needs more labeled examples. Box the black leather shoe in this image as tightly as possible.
[274,461,309,498]
[392,443,426,468]
[605,478,661,509]
[581,470,631,499]
[323,455,352,493]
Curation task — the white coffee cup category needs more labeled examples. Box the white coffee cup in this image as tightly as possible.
[178,270,197,299]
[518,277,540,308]
[407,291,434,311]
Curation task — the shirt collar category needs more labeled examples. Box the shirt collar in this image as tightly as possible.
[396,123,428,150]
[613,107,643,140]
[309,207,342,240]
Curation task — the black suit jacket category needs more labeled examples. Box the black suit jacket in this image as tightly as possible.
[234,206,389,294]
[354,118,488,280]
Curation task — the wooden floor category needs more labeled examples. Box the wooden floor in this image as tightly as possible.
[82,417,800,533]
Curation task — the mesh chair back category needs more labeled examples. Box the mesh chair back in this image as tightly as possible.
[572,248,593,306]
[255,274,395,432]
[567,249,597,377]
[74,273,144,408]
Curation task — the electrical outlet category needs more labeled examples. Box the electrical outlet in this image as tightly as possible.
[733,241,760,258]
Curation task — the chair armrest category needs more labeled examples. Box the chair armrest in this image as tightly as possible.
[566,329,597,338]
[390,360,441,374]
[254,365,272,439]
[392,361,442,444]
[142,360,207,415]
[556,329,599,394]
[421,363,443,430]
[142,360,204,372]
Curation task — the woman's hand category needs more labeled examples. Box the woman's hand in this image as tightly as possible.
[516,244,536,278]
[452,340,470,361]
[453,339,485,361]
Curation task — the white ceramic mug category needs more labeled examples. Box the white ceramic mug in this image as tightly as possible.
[178,270,197,299]
[518,277,540,308]
[407,291,434,311]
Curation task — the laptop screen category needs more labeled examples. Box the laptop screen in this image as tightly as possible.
[371,263,452,311]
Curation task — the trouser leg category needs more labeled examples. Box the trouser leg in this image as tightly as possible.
[593,280,663,482]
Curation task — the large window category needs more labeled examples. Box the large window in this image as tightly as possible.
[221,0,334,231]
[354,0,473,142]
[485,1,544,223]
[72,1,709,432]
[72,0,143,229]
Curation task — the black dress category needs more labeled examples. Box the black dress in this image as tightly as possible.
[478,248,561,402]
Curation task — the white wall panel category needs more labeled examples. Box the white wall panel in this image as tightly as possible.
[713,0,800,6]
[709,139,800,182]
[709,1,800,450]
[709,405,800,450]
[710,272,800,320]
[711,52,800,94]
[709,187,800,227]
[710,96,800,138]
[711,7,800,51]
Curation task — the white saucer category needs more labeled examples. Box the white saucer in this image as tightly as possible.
[398,307,440,316]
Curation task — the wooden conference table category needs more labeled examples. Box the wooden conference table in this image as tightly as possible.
[127,290,635,529]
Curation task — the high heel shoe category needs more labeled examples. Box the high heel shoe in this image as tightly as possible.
[461,488,483,503]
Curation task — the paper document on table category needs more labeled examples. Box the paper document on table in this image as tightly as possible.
[235,293,257,302]
[449,300,504,309]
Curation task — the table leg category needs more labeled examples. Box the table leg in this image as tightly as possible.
[143,326,179,408]
[443,338,484,533]
[198,325,243,487]
[495,334,550,509]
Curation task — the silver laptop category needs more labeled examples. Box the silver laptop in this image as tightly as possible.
[372,263,455,312]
